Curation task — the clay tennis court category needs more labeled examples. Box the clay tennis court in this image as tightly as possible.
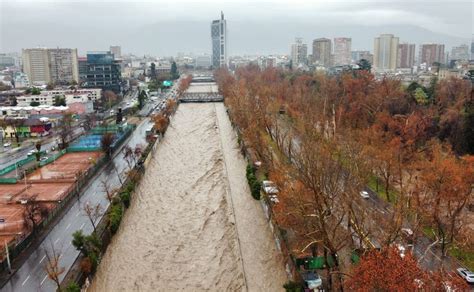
[0,152,102,247]
[0,204,25,234]
[28,152,102,180]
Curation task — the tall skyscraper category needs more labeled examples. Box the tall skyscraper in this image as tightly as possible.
[290,38,308,66]
[333,37,351,66]
[110,46,122,58]
[22,48,79,85]
[397,43,415,68]
[85,51,122,93]
[373,34,399,71]
[419,44,445,66]
[312,38,331,67]
[450,44,469,61]
[211,12,227,68]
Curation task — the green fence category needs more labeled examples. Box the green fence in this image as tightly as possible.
[0,177,17,184]
[39,149,67,167]
[66,146,101,153]
[91,125,121,134]
[0,156,36,176]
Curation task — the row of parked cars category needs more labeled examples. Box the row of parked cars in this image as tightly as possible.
[259,177,474,288]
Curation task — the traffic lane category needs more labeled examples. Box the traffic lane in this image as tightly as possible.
[0,127,83,169]
[2,119,149,292]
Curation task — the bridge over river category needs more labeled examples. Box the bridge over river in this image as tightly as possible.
[179,75,224,103]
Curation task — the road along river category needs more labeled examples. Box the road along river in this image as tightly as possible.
[90,103,287,291]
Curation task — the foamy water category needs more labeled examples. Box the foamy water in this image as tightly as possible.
[90,103,286,291]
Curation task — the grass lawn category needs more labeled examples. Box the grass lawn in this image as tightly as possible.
[422,226,474,271]
[367,176,398,203]
[450,246,474,271]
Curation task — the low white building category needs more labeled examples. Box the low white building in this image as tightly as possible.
[16,88,101,106]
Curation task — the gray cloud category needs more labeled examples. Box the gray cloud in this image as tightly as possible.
[0,0,471,55]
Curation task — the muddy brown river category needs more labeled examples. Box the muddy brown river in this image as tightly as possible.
[90,103,287,291]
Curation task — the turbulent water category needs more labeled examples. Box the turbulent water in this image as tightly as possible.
[90,103,286,291]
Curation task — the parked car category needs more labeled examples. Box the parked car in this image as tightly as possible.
[27,149,39,156]
[360,190,370,199]
[40,156,48,162]
[3,142,11,148]
[301,271,322,289]
[262,180,280,203]
[262,180,278,195]
[456,268,474,284]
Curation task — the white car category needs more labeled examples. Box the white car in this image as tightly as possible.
[27,149,39,156]
[302,271,322,289]
[3,142,11,147]
[110,109,115,114]
[262,180,278,195]
[456,268,474,284]
[262,180,279,203]
[40,156,48,162]
[360,190,370,199]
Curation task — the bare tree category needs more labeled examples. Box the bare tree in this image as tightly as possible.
[44,242,65,291]
[82,202,103,234]
[122,145,134,170]
[58,113,74,149]
[23,195,49,236]
[101,178,116,203]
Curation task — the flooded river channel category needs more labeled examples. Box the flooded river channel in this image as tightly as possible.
[90,103,286,291]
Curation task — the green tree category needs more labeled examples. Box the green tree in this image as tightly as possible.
[53,95,66,106]
[426,77,438,101]
[137,90,147,109]
[414,87,429,105]
[46,82,55,90]
[35,142,42,161]
[65,282,81,292]
[150,62,156,80]
[10,96,17,106]
[171,61,179,79]
[357,59,372,71]
[30,101,40,106]
[31,87,41,95]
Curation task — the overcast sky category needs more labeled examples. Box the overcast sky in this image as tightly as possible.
[0,0,472,56]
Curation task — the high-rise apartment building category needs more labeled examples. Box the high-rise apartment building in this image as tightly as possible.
[397,43,415,68]
[22,48,79,85]
[352,51,373,64]
[333,37,351,66]
[48,48,79,85]
[312,38,331,67]
[110,46,122,59]
[291,38,308,66]
[211,12,227,68]
[22,48,51,85]
[373,34,399,71]
[419,44,445,66]
[450,44,469,61]
[85,51,122,93]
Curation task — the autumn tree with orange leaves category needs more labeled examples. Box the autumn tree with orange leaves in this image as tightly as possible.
[414,142,474,255]
[345,246,468,291]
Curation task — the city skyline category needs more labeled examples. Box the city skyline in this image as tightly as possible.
[0,0,472,56]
